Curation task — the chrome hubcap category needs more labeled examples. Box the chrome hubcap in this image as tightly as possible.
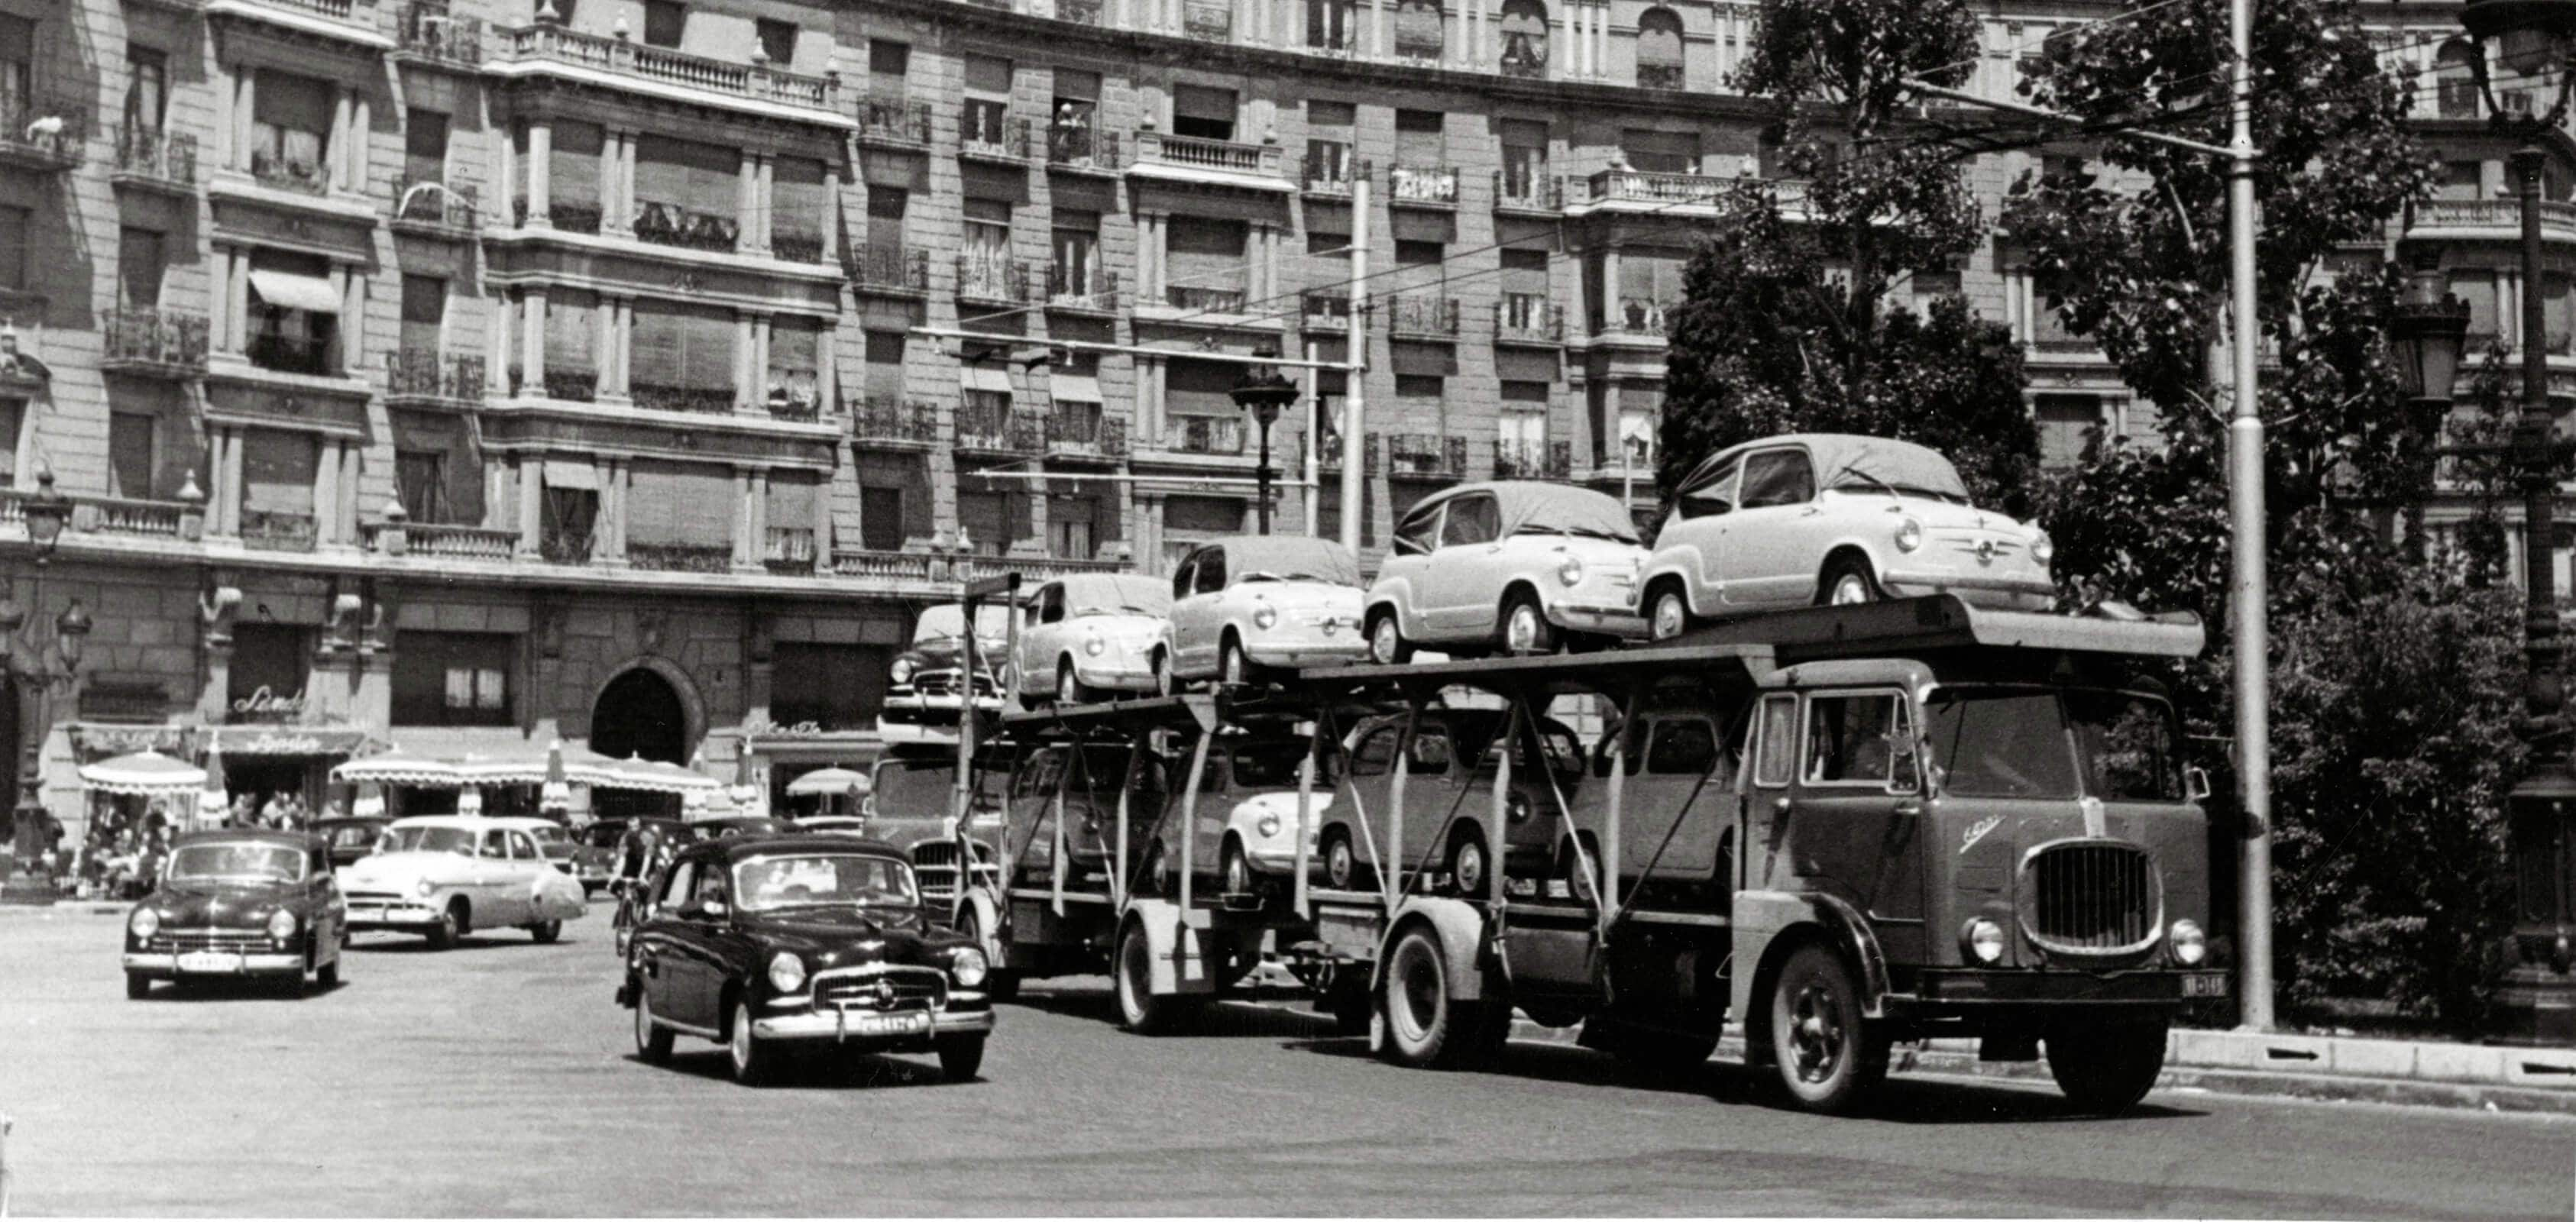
[1455,842,1484,894]
[1374,619,1397,661]
[1059,668,1078,703]
[1120,933,1147,1020]
[636,993,652,1046]
[1396,946,1439,1040]
[1224,647,1244,684]
[1831,574,1871,605]
[1328,840,1352,885]
[1788,982,1846,1084]
[1653,594,1685,639]
[1506,606,1539,652]
[731,1005,752,1070]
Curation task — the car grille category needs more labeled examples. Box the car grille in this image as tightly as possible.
[344,890,409,905]
[144,929,273,952]
[2019,840,2160,955]
[910,670,998,699]
[812,965,948,1013]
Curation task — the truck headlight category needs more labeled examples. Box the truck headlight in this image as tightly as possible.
[1084,634,1105,657]
[1252,603,1278,630]
[2170,919,2207,965]
[267,909,299,942]
[416,878,435,897]
[950,946,989,988]
[768,951,807,993]
[1557,556,1584,587]
[1895,517,1924,553]
[889,657,917,684]
[1506,792,1532,823]
[1257,813,1282,839]
[129,907,159,939]
[2032,532,2054,566]
[1960,917,2005,964]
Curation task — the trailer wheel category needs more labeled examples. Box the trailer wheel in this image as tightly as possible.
[1767,942,1891,1114]
[2046,1018,2169,1115]
[1112,919,1196,1034]
[1320,826,1371,891]
[1380,925,1494,1069]
[1367,609,1413,665]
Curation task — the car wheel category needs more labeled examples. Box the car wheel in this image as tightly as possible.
[962,907,1019,1003]
[529,918,563,944]
[634,983,675,1065]
[1114,919,1196,1034]
[729,998,776,1085]
[1768,942,1891,1114]
[2047,1019,2170,1115]
[316,950,340,989]
[1558,836,1605,907]
[1648,586,1693,642]
[1380,923,1500,1069]
[1220,636,1255,687]
[1321,826,1370,892]
[1817,554,1882,606]
[1153,649,1179,696]
[1056,660,1089,706]
[1447,829,1490,898]
[125,972,150,1001]
[1367,609,1413,665]
[1500,590,1557,655]
[935,1034,987,1082]
[427,900,462,950]
[1219,836,1253,896]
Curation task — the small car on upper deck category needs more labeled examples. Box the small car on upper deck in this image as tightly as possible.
[1364,481,1649,663]
[1155,535,1367,690]
[1015,573,1173,705]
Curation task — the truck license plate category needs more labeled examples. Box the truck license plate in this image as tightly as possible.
[176,951,241,974]
[849,1011,929,1037]
[2183,973,2228,997]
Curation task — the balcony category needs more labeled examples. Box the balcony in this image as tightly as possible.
[1386,433,1468,479]
[373,521,516,561]
[396,5,484,68]
[631,381,735,415]
[771,231,826,265]
[1495,169,1560,214]
[1496,298,1565,344]
[1163,284,1247,313]
[1573,169,1730,216]
[389,351,484,402]
[1387,294,1460,338]
[539,529,594,564]
[248,333,336,377]
[1047,264,1120,312]
[850,396,940,448]
[962,117,1031,164]
[832,549,938,580]
[390,176,479,236]
[1493,438,1572,480]
[515,196,602,234]
[2408,198,2576,244]
[849,247,932,296]
[102,308,209,379]
[1046,413,1128,461]
[956,409,1044,455]
[764,371,824,422]
[629,541,735,573]
[1055,0,1103,22]
[1130,131,1290,189]
[1500,47,1547,79]
[858,97,934,147]
[1163,414,1244,456]
[489,23,843,118]
[506,364,598,402]
[1388,163,1459,209]
[1047,126,1121,174]
[1318,431,1379,474]
[1597,298,1671,339]
[112,130,197,195]
[1303,292,1352,331]
[1637,62,1686,90]
[208,0,392,47]
[633,201,741,254]
[78,496,197,540]
[763,526,818,574]
[956,255,1037,305]
[241,509,319,552]
[0,99,84,173]
[248,147,330,196]
[1303,154,1364,198]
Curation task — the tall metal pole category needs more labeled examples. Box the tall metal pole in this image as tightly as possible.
[2227,0,2274,1032]
[2511,145,2560,719]
[1303,340,1322,538]
[1341,175,1370,555]
[1256,421,1273,535]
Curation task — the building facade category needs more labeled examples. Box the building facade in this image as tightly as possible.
[0,0,2553,835]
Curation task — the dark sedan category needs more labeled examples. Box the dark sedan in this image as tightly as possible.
[312,817,390,871]
[122,830,347,998]
[617,835,995,1085]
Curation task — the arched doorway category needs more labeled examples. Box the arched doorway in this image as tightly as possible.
[591,668,688,764]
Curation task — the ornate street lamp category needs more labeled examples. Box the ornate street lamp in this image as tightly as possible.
[1230,348,1301,535]
[2448,0,2576,1043]
[21,464,67,560]
[2388,262,2473,554]
[0,467,83,904]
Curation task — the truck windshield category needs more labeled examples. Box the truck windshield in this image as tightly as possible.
[871,761,953,823]
[1924,687,2183,803]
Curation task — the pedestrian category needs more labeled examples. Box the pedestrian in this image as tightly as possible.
[260,792,286,829]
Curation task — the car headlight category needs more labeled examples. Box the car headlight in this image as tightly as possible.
[1961,917,2006,964]
[1084,634,1105,657]
[950,946,989,988]
[768,951,807,993]
[2031,532,2055,566]
[416,878,435,897]
[267,909,299,942]
[1252,603,1278,630]
[1557,556,1584,587]
[1895,517,1924,553]
[889,657,917,684]
[2170,919,2207,965]
[129,907,159,939]
[1257,813,1282,839]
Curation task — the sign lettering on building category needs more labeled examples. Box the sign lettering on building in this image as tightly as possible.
[230,686,308,719]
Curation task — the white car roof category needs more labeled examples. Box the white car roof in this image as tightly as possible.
[386,815,559,832]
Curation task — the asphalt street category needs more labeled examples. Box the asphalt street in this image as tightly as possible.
[3,908,2572,1217]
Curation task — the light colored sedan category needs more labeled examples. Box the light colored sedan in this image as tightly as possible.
[1364,481,1648,662]
[1156,535,1367,690]
[1637,433,2053,637]
[1015,573,1172,705]
[338,816,587,948]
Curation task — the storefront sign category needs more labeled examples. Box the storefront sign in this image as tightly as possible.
[211,726,372,757]
[68,723,193,760]
[742,716,833,740]
[229,687,308,720]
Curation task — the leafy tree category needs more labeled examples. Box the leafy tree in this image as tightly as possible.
[1658,0,2040,508]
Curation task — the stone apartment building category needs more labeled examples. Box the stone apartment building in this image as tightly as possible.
[0,0,2553,834]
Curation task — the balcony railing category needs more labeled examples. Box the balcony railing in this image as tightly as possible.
[1496,299,1565,344]
[492,23,843,112]
[380,522,516,560]
[1163,414,1244,456]
[956,255,1037,303]
[391,176,478,232]
[629,541,736,573]
[102,307,209,377]
[765,373,824,422]
[1387,294,1460,337]
[1637,62,1687,90]
[514,196,603,234]
[248,148,329,196]
[850,247,932,294]
[1163,284,1246,312]
[771,231,826,264]
[631,382,736,415]
[1493,438,1572,480]
[1133,131,1286,179]
[956,410,1044,454]
[1387,433,1468,478]
[1056,0,1104,22]
[1047,264,1119,311]
[851,396,940,445]
[1580,169,1730,210]
[1303,292,1352,328]
[510,364,597,402]
[1046,125,1120,170]
[764,526,818,573]
[78,496,194,538]
[1318,432,1379,474]
[113,129,197,192]
[248,333,335,377]
[1500,47,1547,79]
[246,0,358,21]
[832,549,938,580]
[0,97,86,170]
[962,116,1031,162]
[399,5,484,66]
[859,97,934,146]
[2410,198,2576,240]
[1303,154,1364,196]
[241,509,319,552]
[1600,298,1672,338]
[633,201,741,252]
[1495,168,1560,212]
[1388,163,1459,206]
[539,530,594,564]
[1047,413,1128,458]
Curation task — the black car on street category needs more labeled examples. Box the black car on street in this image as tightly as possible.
[122,829,347,998]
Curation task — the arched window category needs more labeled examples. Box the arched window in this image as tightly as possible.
[1499,0,1548,78]
[2435,39,2481,119]
[1636,7,1684,89]
[1394,0,1443,60]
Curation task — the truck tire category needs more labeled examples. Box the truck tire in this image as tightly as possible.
[1379,924,1499,1069]
[1767,942,1890,1114]
[1112,919,1197,1034]
[2047,1019,2169,1115]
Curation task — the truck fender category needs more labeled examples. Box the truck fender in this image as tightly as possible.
[1730,889,1892,1021]
[1370,896,1490,1005]
[1121,898,1222,997]
[960,887,1005,960]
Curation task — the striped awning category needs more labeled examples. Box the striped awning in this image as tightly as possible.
[78,751,206,797]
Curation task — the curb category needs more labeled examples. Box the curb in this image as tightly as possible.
[0,903,126,918]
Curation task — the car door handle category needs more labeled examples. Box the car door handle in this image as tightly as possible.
[1891,801,1921,817]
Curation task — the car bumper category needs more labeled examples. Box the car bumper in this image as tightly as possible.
[1545,596,1649,638]
[1246,836,1322,874]
[1881,569,2054,608]
[752,1004,997,1043]
[346,903,445,932]
[123,950,304,977]
[882,693,1004,723]
[1075,659,1157,692]
[1908,968,2228,1009]
[1244,638,1371,669]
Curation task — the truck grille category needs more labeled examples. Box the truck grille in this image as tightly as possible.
[2019,840,2160,955]
[812,965,947,1013]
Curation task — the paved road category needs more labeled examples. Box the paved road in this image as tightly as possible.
[4,909,2571,1217]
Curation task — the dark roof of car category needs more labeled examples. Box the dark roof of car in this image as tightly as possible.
[312,817,388,829]
[171,828,327,851]
[688,832,908,864]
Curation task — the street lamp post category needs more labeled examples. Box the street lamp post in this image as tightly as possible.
[1,467,87,904]
[2388,261,2472,558]
[1231,349,1301,536]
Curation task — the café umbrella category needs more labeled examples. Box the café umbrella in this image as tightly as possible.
[330,752,466,788]
[78,751,207,797]
[784,768,869,798]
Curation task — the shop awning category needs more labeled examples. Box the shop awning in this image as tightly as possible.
[961,364,1015,394]
[332,753,465,787]
[78,751,207,797]
[784,767,870,797]
[542,459,598,490]
[1049,373,1102,405]
[209,726,374,757]
[457,745,622,786]
[246,268,341,314]
[597,755,722,795]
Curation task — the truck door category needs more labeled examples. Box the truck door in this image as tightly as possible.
[1785,689,1921,920]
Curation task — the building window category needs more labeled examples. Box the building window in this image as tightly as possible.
[405,108,448,186]
[249,71,332,194]
[0,399,20,487]
[642,0,686,49]
[1050,506,1095,560]
[2034,394,2102,469]
[869,39,909,79]
[109,412,155,499]
[1308,0,1357,50]
[1500,118,1548,203]
[1396,373,1443,400]
[1498,0,1548,75]
[246,252,340,375]
[1395,238,1442,267]
[1171,85,1237,141]
[396,448,449,523]
[393,631,517,727]
[1636,6,1686,89]
[400,273,445,354]
[228,623,312,720]
[771,642,892,732]
[0,205,27,291]
[2436,40,2481,120]
[860,485,906,551]
[756,18,798,65]
[0,16,30,115]
[126,47,167,136]
[1393,0,1443,60]
[542,485,597,562]
[963,198,1012,296]
[241,428,320,548]
[1621,128,1697,174]
[1052,211,1099,297]
[119,227,163,309]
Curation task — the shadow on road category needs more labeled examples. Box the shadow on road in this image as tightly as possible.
[353,935,572,955]
[131,977,351,1002]
[1008,988,1348,1039]
[625,1049,973,1091]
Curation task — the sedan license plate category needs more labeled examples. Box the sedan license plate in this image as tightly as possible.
[2182,972,2229,998]
[176,951,242,974]
[846,1011,930,1037]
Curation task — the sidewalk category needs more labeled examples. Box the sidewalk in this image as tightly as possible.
[1507,1018,2576,1115]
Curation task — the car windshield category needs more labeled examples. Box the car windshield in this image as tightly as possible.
[1826,465,1969,506]
[732,853,921,911]
[167,842,306,884]
[1924,687,2183,802]
[2067,689,2186,802]
[914,603,1012,644]
[378,826,477,855]
[524,825,565,843]
[323,825,377,849]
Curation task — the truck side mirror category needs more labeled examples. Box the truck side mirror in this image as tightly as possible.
[2185,766,2213,802]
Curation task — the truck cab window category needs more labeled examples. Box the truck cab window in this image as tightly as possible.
[1753,694,1797,787]
[1924,688,2079,799]
[1803,692,1911,787]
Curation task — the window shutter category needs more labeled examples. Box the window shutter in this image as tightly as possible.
[627,460,736,546]
[765,470,820,529]
[256,73,334,133]
[241,429,319,516]
[550,120,603,208]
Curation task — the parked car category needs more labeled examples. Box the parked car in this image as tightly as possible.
[1014,573,1172,705]
[690,816,785,840]
[882,602,1011,735]
[1137,732,1335,902]
[523,821,600,891]
[338,816,588,948]
[312,816,389,871]
[793,815,872,838]
[122,829,346,998]
[617,834,996,1085]
[1364,482,1649,663]
[1637,433,2053,636]
[1313,708,1585,895]
[1155,536,1367,691]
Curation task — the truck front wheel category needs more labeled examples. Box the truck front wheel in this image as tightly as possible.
[1767,943,1890,1114]
[2046,1018,2170,1115]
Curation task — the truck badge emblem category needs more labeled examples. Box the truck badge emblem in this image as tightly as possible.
[1960,814,2003,855]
